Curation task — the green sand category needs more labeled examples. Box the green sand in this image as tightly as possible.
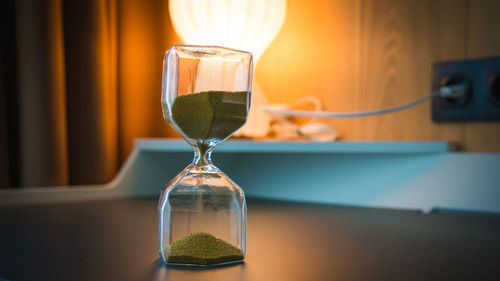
[171,91,248,140]
[164,232,243,265]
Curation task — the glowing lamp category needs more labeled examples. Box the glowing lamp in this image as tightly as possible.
[169,0,287,137]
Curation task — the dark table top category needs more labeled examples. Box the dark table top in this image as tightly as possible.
[1,198,500,281]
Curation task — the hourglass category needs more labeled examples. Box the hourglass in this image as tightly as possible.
[159,45,252,266]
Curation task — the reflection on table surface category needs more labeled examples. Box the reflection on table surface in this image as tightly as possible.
[1,198,500,281]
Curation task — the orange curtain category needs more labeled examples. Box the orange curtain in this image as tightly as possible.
[0,0,179,188]
[117,0,179,164]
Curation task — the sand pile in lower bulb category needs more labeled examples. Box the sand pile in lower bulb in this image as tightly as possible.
[164,232,243,265]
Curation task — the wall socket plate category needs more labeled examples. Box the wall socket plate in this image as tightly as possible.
[432,57,500,122]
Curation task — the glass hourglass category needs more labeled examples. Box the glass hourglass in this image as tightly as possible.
[159,45,252,266]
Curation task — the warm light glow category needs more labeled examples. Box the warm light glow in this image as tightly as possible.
[169,0,287,65]
[169,0,287,138]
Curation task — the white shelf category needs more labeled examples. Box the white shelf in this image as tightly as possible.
[136,138,453,154]
[3,137,500,215]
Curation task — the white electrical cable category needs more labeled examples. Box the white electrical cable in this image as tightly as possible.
[262,84,467,118]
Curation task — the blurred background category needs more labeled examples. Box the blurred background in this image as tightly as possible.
[1,0,499,189]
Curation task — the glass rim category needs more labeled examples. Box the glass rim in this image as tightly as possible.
[167,44,253,58]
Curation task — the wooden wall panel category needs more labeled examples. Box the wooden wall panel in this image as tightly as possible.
[257,0,361,138]
[353,0,466,145]
[254,0,500,151]
[464,0,500,152]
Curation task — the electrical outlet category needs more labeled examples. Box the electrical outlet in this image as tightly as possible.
[432,57,500,122]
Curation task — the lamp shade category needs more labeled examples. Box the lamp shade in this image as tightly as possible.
[169,0,287,65]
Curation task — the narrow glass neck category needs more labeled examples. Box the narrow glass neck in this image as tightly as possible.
[192,143,214,167]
